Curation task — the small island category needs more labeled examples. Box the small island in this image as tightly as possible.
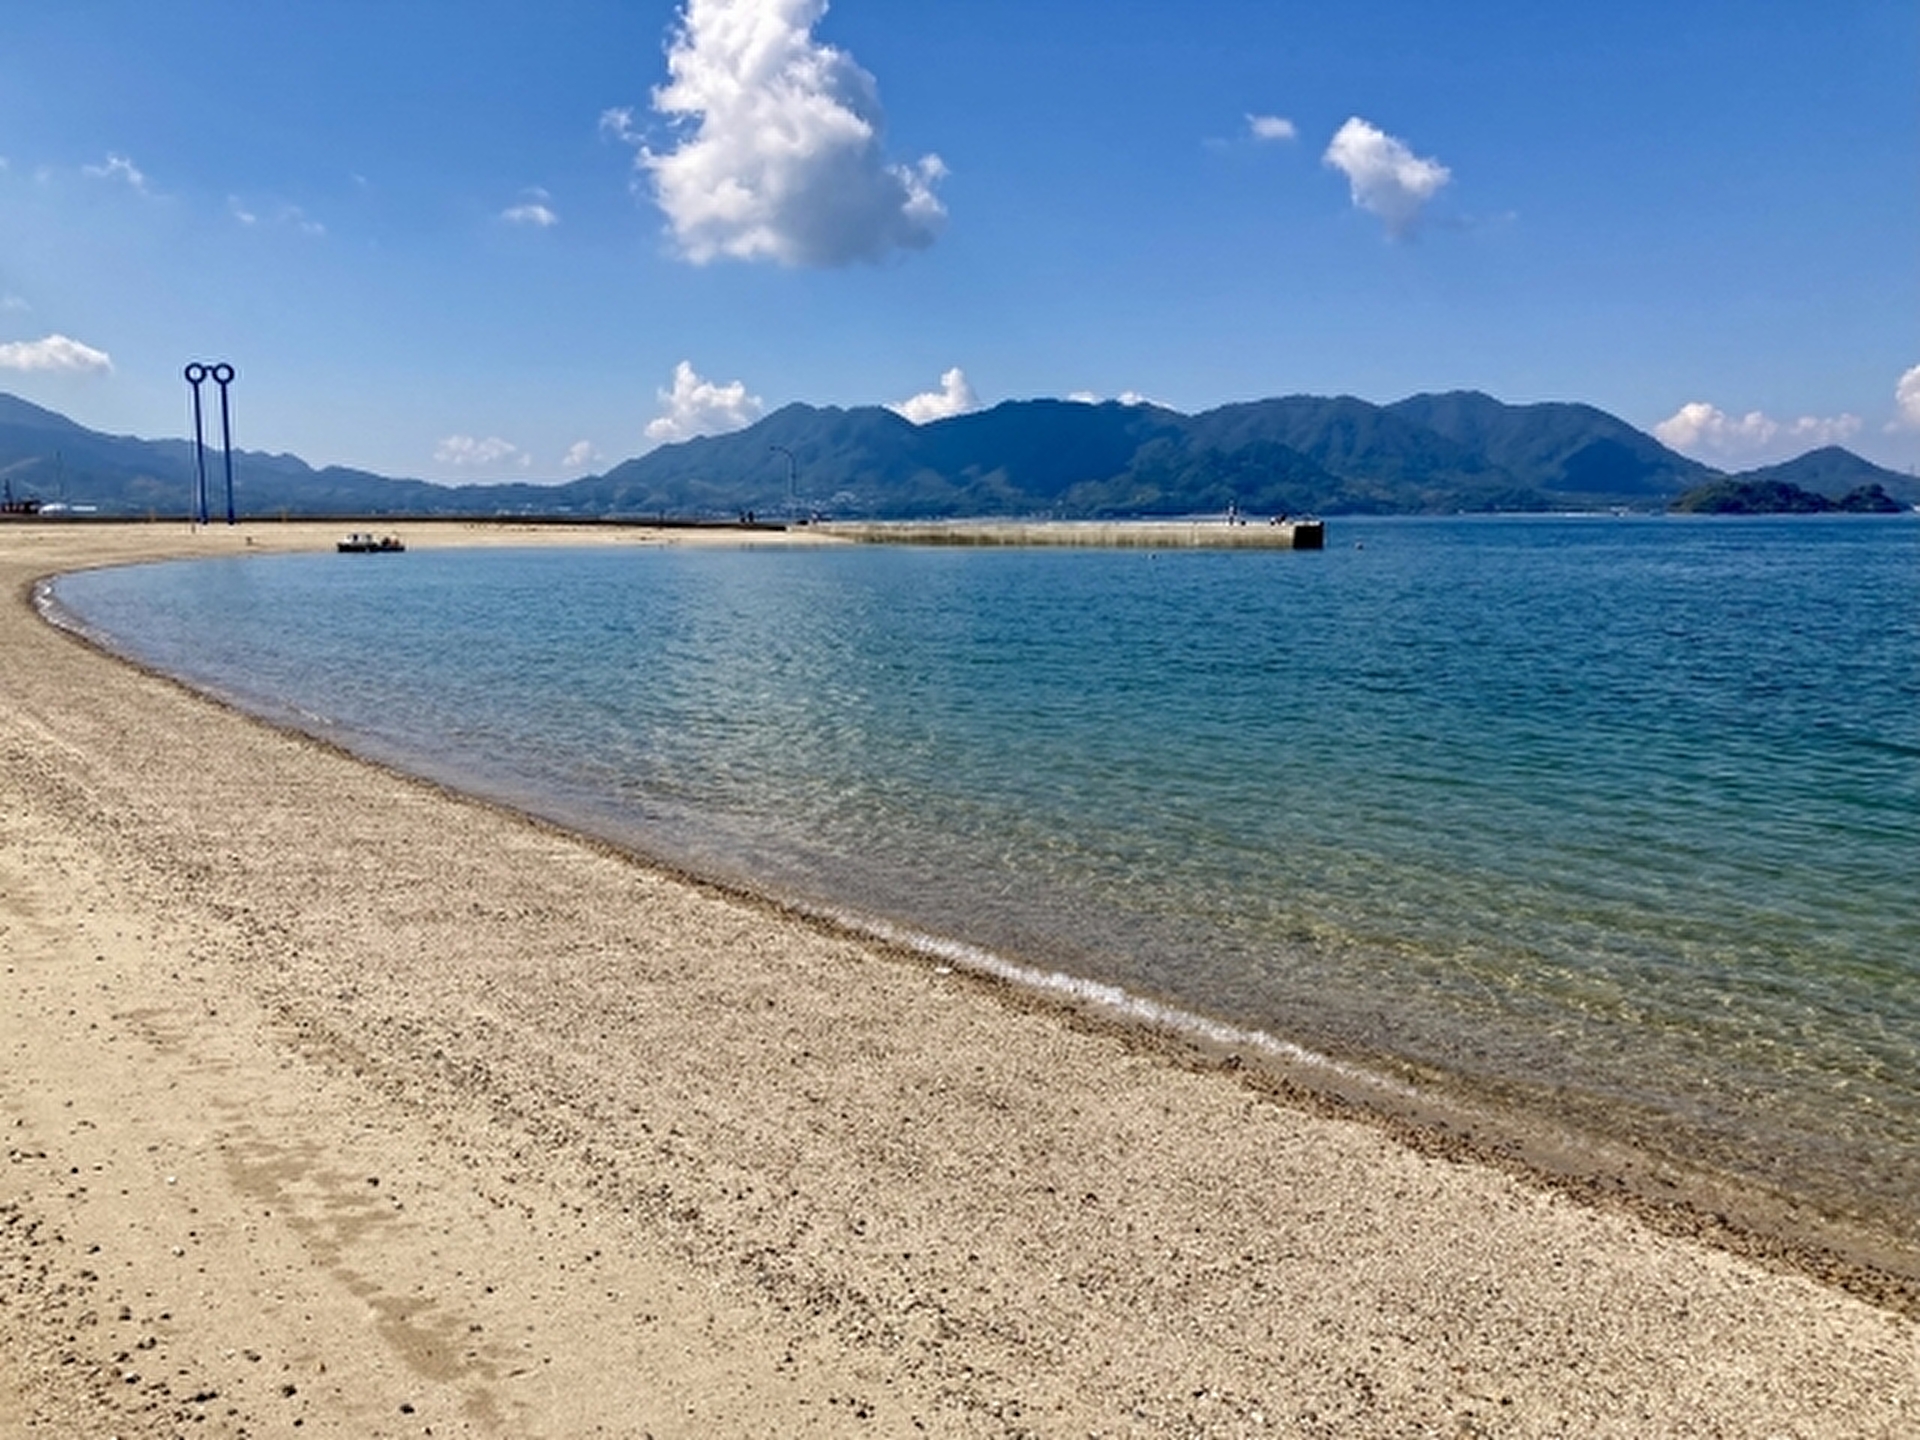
[1670,479,1906,515]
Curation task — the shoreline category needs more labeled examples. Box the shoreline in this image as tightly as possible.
[4,519,1916,1435]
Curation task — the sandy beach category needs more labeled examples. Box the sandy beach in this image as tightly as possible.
[2,519,1915,1437]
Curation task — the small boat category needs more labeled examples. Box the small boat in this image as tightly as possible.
[337,531,405,553]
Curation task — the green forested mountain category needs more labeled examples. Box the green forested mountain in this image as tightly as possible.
[3,389,1913,520]
[1386,391,1710,501]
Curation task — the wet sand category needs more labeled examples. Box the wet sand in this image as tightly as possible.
[2,519,1915,1436]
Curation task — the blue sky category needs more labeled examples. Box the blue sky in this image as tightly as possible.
[2,0,1914,482]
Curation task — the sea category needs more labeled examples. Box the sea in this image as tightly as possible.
[47,514,1920,1251]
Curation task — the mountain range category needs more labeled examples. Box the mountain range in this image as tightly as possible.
[3,389,1914,520]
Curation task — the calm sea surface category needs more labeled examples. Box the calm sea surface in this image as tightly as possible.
[50,516,1920,1240]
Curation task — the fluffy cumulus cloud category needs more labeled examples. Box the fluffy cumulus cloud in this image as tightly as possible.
[0,334,113,373]
[562,440,602,469]
[1654,402,1862,461]
[434,435,528,469]
[611,0,947,267]
[1323,117,1449,237]
[890,367,979,424]
[1893,365,1920,430]
[645,360,765,444]
[1247,114,1297,142]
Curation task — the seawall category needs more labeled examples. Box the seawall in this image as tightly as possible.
[818,518,1327,549]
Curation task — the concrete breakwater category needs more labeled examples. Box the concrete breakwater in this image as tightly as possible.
[818,518,1326,550]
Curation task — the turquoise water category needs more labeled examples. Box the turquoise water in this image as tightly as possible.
[50,516,1920,1241]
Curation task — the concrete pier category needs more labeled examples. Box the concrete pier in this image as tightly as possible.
[817,518,1326,550]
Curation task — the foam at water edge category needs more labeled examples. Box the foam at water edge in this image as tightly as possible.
[809,901,1417,1100]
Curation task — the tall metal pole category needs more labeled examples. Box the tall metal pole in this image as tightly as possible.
[213,363,237,524]
[183,363,210,525]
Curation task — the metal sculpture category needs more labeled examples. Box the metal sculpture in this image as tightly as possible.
[183,362,238,524]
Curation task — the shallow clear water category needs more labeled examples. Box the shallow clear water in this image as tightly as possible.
[52,515,1920,1237]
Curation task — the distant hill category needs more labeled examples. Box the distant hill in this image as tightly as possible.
[1720,446,1920,507]
[3,388,1913,520]
[1387,391,1712,501]
[0,391,575,519]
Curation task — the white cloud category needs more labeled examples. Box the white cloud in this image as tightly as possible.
[562,440,602,468]
[615,0,947,267]
[645,360,765,444]
[503,189,559,227]
[1654,401,1863,461]
[1,294,28,312]
[229,196,325,235]
[434,435,526,469]
[599,107,641,145]
[1067,389,1156,407]
[1248,114,1297,142]
[0,334,113,373]
[83,153,152,194]
[1323,117,1449,237]
[1892,365,1920,431]
[890,367,979,424]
